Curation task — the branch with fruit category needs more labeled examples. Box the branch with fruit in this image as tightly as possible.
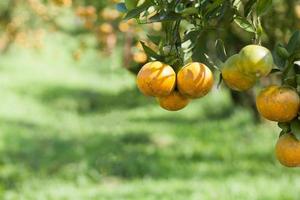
[118,0,300,167]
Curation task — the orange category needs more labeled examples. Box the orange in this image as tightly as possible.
[86,6,96,17]
[239,45,274,77]
[137,61,176,97]
[221,54,256,91]
[118,21,131,32]
[276,133,300,167]
[157,91,189,111]
[76,7,86,18]
[177,62,214,98]
[133,52,147,64]
[256,85,300,122]
[98,23,113,34]
[100,8,120,21]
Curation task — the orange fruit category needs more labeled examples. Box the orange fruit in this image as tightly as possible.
[86,6,96,17]
[239,45,274,77]
[100,8,120,21]
[137,61,176,97]
[276,133,300,167]
[256,85,300,122]
[76,7,86,17]
[133,52,147,64]
[157,91,189,111]
[118,21,131,32]
[221,54,256,91]
[177,62,214,98]
[98,23,113,34]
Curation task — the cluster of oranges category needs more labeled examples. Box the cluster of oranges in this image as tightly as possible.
[76,6,97,29]
[136,61,214,111]
[221,44,300,167]
[257,85,300,167]
[136,43,300,167]
[221,45,273,91]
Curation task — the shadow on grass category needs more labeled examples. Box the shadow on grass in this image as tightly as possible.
[0,113,277,191]
[37,86,153,114]
[130,101,236,125]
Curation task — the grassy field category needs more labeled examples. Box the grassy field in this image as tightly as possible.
[0,33,299,200]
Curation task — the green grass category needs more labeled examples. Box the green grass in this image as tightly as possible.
[0,32,299,200]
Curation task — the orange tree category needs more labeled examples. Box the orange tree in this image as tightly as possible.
[118,0,300,167]
[0,0,158,68]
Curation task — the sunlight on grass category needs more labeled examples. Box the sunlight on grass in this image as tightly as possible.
[0,33,298,200]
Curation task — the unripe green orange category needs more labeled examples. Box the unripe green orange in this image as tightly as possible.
[221,54,256,91]
[239,45,274,77]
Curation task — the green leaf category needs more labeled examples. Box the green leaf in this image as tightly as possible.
[273,46,286,69]
[124,1,151,20]
[148,12,181,23]
[244,0,257,16]
[275,44,290,59]
[295,74,300,86]
[183,51,193,63]
[256,0,272,16]
[215,39,227,62]
[140,41,161,61]
[278,122,291,133]
[287,31,300,54]
[291,119,300,140]
[175,3,185,13]
[181,39,192,50]
[147,35,161,46]
[125,0,138,10]
[180,8,199,16]
[234,16,255,33]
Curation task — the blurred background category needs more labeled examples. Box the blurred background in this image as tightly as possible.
[0,0,299,199]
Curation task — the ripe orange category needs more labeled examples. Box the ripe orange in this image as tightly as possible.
[239,45,274,77]
[256,85,300,122]
[98,23,113,34]
[86,6,96,18]
[76,7,86,18]
[136,61,176,97]
[177,62,214,98]
[157,91,189,111]
[100,8,120,21]
[133,52,147,64]
[276,133,300,167]
[221,54,256,91]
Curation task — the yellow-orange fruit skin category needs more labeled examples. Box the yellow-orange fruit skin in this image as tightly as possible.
[137,61,176,97]
[256,85,300,122]
[133,52,147,64]
[221,54,256,91]
[276,133,300,167]
[177,62,214,99]
[157,91,189,111]
[239,45,274,77]
[98,23,113,34]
